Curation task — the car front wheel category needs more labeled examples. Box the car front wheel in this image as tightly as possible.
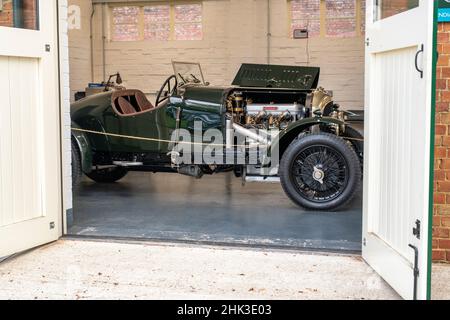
[279,133,361,211]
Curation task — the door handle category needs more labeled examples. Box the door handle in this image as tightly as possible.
[415,44,424,79]
[408,244,419,301]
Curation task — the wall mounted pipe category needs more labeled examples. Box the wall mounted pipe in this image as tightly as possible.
[90,4,96,82]
[101,3,106,81]
[12,0,24,28]
[267,0,271,65]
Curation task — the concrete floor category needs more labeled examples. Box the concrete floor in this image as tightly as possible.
[70,172,362,252]
[0,239,399,300]
[432,264,450,300]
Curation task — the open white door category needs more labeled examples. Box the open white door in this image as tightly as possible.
[0,1,61,257]
[363,0,436,300]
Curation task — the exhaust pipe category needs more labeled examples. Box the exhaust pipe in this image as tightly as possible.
[232,123,270,146]
[226,119,234,149]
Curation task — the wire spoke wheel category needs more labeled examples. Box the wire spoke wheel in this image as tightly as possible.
[279,133,361,211]
[291,145,348,203]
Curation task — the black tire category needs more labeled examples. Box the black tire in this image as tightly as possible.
[279,133,361,211]
[71,139,83,187]
[85,166,128,183]
[342,126,364,174]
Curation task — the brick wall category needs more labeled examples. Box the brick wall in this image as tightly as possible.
[380,0,418,20]
[68,0,93,102]
[22,0,37,30]
[0,0,14,27]
[434,22,450,263]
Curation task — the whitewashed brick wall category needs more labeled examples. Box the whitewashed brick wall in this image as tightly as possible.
[59,0,73,232]
[68,0,365,109]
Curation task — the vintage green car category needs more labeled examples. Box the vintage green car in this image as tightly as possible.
[71,62,363,210]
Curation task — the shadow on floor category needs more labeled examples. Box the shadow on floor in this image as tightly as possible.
[70,172,363,252]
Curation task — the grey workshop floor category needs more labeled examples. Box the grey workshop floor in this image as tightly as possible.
[70,171,363,252]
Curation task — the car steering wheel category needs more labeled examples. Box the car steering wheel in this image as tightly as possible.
[156,75,178,106]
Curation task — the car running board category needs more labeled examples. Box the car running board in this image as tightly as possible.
[245,176,280,183]
[113,161,144,167]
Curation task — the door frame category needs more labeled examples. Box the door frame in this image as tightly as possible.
[426,1,439,301]
[57,0,439,301]
[56,0,72,237]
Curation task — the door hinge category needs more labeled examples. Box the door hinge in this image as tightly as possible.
[363,238,367,246]
[365,38,370,46]
[50,222,55,230]
[413,220,421,240]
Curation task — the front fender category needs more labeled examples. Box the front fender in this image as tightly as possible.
[265,117,345,166]
[71,121,93,174]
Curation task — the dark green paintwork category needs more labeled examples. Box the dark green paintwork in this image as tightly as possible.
[71,121,93,173]
[262,116,346,167]
[71,86,227,163]
[232,63,320,90]
[439,0,450,9]
[71,81,342,171]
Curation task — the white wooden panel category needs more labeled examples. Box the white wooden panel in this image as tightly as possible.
[0,0,61,258]
[363,0,435,300]
[370,47,422,259]
[0,56,43,227]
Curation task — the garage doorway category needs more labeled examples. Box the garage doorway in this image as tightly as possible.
[67,0,365,253]
[65,0,436,299]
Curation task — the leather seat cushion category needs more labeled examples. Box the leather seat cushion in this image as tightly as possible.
[117,97,137,115]
[135,91,154,111]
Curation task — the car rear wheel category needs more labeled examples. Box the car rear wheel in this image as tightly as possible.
[279,133,361,211]
[86,167,128,184]
[71,139,83,187]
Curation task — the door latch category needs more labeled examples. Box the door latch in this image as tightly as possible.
[50,222,55,230]
[45,44,51,52]
[413,220,421,240]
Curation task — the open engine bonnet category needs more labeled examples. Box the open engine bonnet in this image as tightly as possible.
[232,63,320,90]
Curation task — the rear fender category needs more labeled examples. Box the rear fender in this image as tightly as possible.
[71,122,93,174]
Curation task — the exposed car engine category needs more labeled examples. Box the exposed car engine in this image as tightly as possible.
[226,87,345,131]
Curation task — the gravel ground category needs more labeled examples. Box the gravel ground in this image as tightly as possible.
[432,263,450,300]
[0,239,400,300]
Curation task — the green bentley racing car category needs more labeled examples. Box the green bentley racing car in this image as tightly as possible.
[71,62,363,211]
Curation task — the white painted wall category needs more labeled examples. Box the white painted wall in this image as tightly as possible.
[67,0,92,102]
[59,0,73,233]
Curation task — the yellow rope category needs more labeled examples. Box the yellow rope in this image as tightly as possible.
[71,128,364,147]
[71,128,259,148]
